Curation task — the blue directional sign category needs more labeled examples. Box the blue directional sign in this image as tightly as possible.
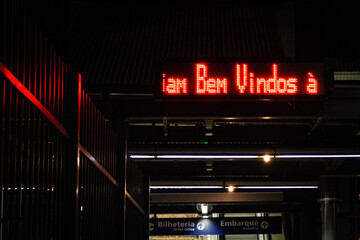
[149,217,282,236]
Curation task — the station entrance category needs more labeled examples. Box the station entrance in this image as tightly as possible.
[2,1,360,240]
[121,97,360,240]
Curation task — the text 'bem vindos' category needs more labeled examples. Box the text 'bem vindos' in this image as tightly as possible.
[161,62,324,96]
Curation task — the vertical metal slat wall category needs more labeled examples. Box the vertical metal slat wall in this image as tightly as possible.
[1,1,70,239]
[78,86,121,240]
[0,0,133,239]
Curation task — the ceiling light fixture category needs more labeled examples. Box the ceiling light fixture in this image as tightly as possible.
[130,154,360,159]
[237,186,318,189]
[150,185,318,190]
[227,186,235,192]
[129,155,155,159]
[157,155,259,159]
[276,154,360,158]
[200,204,208,215]
[262,155,272,163]
[150,185,223,189]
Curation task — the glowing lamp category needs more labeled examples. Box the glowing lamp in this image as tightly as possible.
[263,155,272,163]
[227,186,235,192]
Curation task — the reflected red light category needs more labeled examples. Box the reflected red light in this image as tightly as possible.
[0,62,69,137]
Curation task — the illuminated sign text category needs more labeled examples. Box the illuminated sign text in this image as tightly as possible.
[161,62,325,97]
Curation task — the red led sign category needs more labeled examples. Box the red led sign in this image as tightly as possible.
[161,62,325,97]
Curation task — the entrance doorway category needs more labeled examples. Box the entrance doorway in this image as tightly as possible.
[145,176,320,240]
[149,213,285,240]
[124,105,359,240]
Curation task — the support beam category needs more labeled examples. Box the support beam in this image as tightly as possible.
[151,192,283,204]
[320,176,338,240]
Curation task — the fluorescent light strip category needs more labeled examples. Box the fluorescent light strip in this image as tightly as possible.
[276,154,360,158]
[150,185,318,189]
[150,186,223,189]
[238,186,318,189]
[130,154,360,159]
[130,155,155,159]
[130,155,259,159]
[157,155,259,159]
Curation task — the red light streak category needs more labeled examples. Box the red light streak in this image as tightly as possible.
[0,62,69,138]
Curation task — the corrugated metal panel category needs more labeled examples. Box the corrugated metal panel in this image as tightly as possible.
[67,3,284,92]
[1,1,71,238]
[332,58,360,82]
[1,0,128,238]
[333,58,360,72]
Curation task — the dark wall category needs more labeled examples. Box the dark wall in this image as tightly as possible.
[295,0,360,57]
